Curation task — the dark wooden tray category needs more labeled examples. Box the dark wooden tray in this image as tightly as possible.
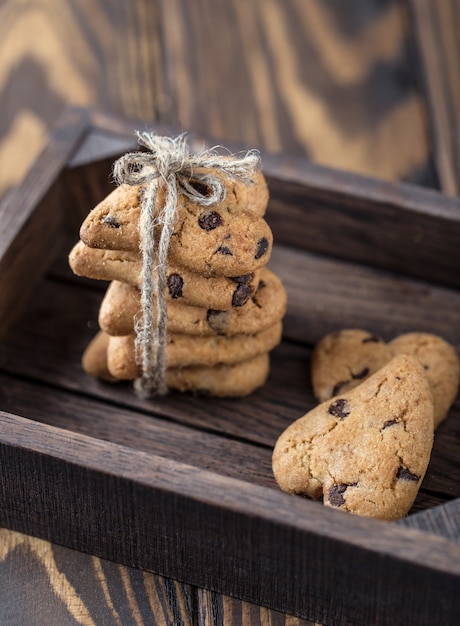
[1,107,460,626]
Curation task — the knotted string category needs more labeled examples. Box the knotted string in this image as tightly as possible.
[113,132,260,397]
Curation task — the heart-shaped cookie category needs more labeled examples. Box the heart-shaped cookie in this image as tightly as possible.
[311,329,459,428]
[389,333,459,429]
[273,354,434,520]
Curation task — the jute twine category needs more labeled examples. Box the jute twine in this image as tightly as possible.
[113,132,260,397]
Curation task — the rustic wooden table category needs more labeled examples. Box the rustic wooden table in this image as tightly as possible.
[1,1,459,624]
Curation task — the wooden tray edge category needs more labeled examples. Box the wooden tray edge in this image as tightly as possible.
[0,108,91,338]
[1,409,460,623]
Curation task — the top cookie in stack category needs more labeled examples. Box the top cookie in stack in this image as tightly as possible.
[69,145,286,397]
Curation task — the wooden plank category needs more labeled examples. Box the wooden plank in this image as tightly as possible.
[408,0,460,195]
[156,0,432,183]
[0,373,275,490]
[270,244,460,352]
[0,0,433,206]
[0,527,195,626]
[196,588,315,626]
[0,527,316,626]
[264,166,460,290]
[1,412,460,624]
[0,107,89,338]
[0,1,163,198]
[399,499,460,544]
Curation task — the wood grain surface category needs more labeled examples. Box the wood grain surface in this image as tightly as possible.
[0,528,314,625]
[0,108,88,339]
[0,0,435,204]
[408,0,460,195]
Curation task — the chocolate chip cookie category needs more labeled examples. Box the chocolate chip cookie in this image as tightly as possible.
[80,167,269,251]
[83,330,270,396]
[311,329,390,401]
[273,354,434,520]
[98,267,286,337]
[69,240,261,310]
[106,321,282,378]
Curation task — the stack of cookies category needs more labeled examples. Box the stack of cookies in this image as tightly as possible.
[69,166,286,397]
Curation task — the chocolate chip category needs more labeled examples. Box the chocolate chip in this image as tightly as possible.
[362,334,384,344]
[255,237,269,259]
[352,367,369,380]
[231,274,253,284]
[198,211,223,231]
[327,398,350,419]
[257,280,266,290]
[167,274,184,299]
[102,215,121,228]
[328,484,348,507]
[382,419,398,429]
[232,283,252,307]
[216,246,233,256]
[396,466,420,482]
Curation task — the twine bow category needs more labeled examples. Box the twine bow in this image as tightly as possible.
[113,132,260,397]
